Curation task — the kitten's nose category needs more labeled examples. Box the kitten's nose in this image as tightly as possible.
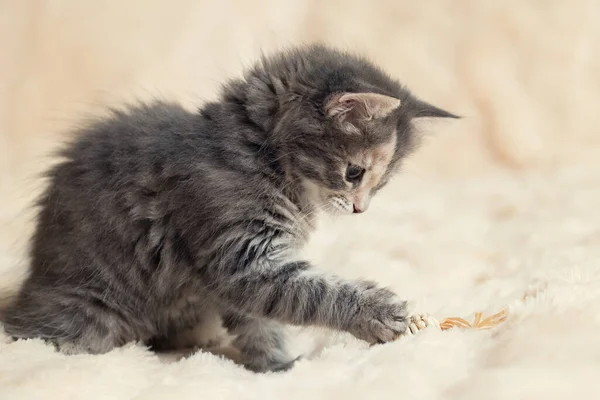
[353,204,364,214]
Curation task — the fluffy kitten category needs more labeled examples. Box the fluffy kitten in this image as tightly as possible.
[2,44,457,372]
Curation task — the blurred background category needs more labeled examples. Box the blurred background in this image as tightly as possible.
[1,0,599,292]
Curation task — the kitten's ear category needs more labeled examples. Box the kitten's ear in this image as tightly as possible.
[410,98,460,119]
[326,92,401,121]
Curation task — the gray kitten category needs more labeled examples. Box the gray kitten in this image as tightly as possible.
[2,44,457,372]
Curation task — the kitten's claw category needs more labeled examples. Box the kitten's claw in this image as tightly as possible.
[404,313,440,336]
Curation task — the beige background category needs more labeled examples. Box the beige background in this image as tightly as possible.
[3,0,600,176]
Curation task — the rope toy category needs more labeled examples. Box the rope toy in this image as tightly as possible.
[394,283,546,338]
[403,309,508,337]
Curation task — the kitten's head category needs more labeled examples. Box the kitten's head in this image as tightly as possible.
[246,45,458,215]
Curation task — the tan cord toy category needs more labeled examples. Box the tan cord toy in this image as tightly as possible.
[402,309,508,337]
[439,309,507,331]
[394,284,548,338]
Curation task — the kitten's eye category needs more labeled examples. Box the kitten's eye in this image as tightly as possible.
[345,164,365,183]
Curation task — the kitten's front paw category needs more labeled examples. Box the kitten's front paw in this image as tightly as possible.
[347,283,408,344]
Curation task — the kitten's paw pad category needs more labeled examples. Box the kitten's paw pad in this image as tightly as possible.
[348,284,409,344]
[405,313,440,336]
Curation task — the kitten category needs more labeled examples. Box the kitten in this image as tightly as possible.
[1,44,457,372]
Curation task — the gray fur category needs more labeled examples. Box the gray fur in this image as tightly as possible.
[1,44,457,372]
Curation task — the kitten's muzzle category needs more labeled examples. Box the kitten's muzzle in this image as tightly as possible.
[351,193,370,213]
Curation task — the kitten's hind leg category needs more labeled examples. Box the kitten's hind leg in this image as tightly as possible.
[2,291,133,355]
[222,312,298,373]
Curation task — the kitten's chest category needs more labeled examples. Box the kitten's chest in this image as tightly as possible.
[286,211,317,247]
